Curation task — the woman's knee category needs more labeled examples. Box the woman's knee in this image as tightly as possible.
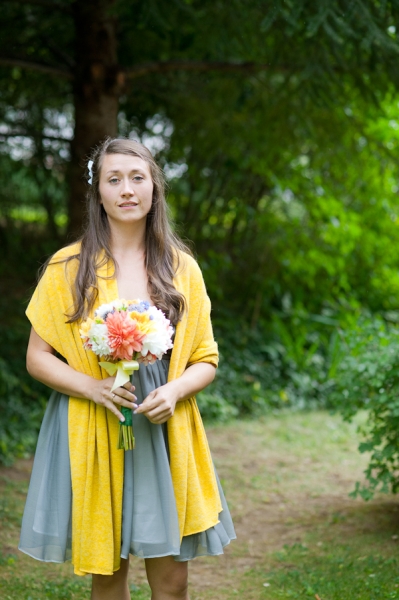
[146,558,188,598]
[92,558,129,592]
[164,566,188,597]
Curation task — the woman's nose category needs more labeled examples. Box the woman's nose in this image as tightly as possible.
[121,177,134,195]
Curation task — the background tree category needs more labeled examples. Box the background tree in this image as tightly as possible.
[3,1,399,461]
[2,0,399,233]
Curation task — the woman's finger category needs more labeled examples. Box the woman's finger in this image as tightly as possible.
[103,399,124,421]
[147,412,168,425]
[110,390,137,410]
[122,382,135,393]
[111,386,137,403]
[115,386,137,401]
[142,403,173,424]
[134,390,159,413]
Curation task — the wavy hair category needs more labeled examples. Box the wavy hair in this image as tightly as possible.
[54,138,190,325]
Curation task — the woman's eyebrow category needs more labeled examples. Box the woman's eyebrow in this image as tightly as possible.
[105,168,147,175]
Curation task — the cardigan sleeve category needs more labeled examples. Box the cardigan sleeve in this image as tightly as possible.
[26,263,67,356]
[184,258,219,368]
[26,245,80,358]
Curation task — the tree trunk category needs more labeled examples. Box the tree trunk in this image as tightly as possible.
[68,0,124,238]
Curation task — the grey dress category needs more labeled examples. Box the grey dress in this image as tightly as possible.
[19,359,236,564]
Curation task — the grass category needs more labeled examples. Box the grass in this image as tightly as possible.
[0,470,150,599]
[240,545,399,599]
[1,410,399,599]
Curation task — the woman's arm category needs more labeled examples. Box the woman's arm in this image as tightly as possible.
[134,362,216,424]
[27,327,137,421]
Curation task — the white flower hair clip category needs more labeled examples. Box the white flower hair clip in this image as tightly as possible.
[88,160,94,185]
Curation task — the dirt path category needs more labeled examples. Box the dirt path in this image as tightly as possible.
[196,413,399,595]
[2,411,398,599]
[134,412,399,596]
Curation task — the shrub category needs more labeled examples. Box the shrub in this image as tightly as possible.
[332,315,399,499]
[0,357,45,465]
[0,299,47,466]
[198,315,339,422]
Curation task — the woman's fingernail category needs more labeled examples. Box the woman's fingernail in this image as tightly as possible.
[120,417,125,422]
[132,404,138,409]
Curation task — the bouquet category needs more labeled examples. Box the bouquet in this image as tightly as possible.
[80,299,174,449]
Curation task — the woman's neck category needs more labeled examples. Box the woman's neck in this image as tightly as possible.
[108,221,146,258]
[107,220,149,300]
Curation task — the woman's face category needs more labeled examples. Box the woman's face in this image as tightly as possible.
[98,153,154,228]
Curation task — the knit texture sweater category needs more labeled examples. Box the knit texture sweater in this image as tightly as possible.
[26,242,221,576]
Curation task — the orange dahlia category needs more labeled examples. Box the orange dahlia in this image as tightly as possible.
[106,311,145,361]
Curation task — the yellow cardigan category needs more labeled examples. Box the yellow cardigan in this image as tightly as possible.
[26,242,222,576]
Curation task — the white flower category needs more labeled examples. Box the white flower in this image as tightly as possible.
[95,302,115,319]
[112,298,130,310]
[95,299,131,319]
[147,306,169,326]
[88,323,111,356]
[140,307,174,359]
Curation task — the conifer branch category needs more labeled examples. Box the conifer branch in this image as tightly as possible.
[0,130,72,143]
[0,57,72,79]
[125,60,274,79]
[5,0,72,14]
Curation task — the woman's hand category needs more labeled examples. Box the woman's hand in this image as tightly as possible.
[27,327,138,422]
[134,362,216,425]
[27,328,216,425]
[134,382,178,424]
[89,379,137,422]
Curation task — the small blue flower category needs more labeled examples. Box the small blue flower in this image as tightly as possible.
[127,304,140,312]
[128,300,150,313]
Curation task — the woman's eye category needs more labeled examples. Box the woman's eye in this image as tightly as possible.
[133,176,143,182]
[109,177,119,184]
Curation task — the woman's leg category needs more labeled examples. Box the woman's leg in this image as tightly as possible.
[91,557,130,600]
[145,556,189,600]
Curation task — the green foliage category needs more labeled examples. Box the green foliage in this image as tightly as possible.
[0,358,45,466]
[332,315,399,499]
[196,391,238,423]
[0,289,47,466]
[198,312,340,422]
[167,92,399,322]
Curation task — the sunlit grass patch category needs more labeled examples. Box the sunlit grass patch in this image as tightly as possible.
[242,543,399,599]
[0,576,92,600]
[0,576,150,600]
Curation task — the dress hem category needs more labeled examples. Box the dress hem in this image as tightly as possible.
[173,534,237,563]
[18,546,68,564]
[121,533,237,562]
[19,533,238,566]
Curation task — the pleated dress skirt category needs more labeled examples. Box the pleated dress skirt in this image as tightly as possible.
[19,359,236,565]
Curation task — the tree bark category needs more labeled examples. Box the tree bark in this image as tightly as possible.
[68,0,124,238]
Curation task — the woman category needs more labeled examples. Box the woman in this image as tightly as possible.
[19,138,235,600]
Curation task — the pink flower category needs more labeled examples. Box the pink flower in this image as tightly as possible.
[106,311,145,360]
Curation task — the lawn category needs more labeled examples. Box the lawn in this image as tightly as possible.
[1,411,399,599]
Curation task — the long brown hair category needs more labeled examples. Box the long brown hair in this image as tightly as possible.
[53,138,190,325]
